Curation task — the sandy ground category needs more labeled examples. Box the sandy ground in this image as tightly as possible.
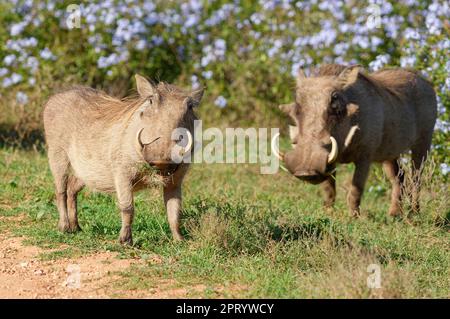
[0,216,212,299]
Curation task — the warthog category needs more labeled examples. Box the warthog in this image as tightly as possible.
[43,75,204,244]
[273,64,437,216]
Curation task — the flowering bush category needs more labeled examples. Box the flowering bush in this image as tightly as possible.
[0,0,448,174]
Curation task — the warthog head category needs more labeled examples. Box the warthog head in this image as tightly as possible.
[133,74,204,173]
[274,66,360,184]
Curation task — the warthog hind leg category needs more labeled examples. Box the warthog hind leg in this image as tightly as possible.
[383,159,404,217]
[115,175,134,245]
[66,176,85,232]
[48,147,71,232]
[347,160,371,217]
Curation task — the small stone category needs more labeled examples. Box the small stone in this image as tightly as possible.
[34,269,45,276]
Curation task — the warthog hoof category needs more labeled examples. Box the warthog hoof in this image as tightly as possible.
[69,224,82,233]
[58,221,82,233]
[388,207,402,218]
[172,233,184,241]
[58,221,70,233]
[349,209,361,218]
[119,227,133,245]
[119,236,133,246]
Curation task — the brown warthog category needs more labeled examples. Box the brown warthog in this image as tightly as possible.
[274,64,437,216]
[43,75,204,244]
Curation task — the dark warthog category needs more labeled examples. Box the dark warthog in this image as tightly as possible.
[43,75,204,244]
[274,64,437,216]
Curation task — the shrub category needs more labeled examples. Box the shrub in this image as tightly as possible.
[0,0,448,174]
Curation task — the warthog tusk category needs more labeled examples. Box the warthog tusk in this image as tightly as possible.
[271,133,285,161]
[327,136,338,164]
[344,125,359,148]
[179,129,193,156]
[136,128,160,151]
[137,128,146,150]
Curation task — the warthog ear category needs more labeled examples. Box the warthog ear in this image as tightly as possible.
[135,74,156,97]
[338,65,361,88]
[296,68,306,86]
[279,103,296,115]
[189,88,205,107]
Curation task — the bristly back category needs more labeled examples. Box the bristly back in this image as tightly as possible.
[360,70,414,102]
[65,82,192,122]
[155,82,190,100]
[314,64,347,77]
[313,64,411,102]
[63,86,144,122]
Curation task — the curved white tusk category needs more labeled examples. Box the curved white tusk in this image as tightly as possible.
[136,128,160,154]
[136,127,145,150]
[344,125,359,148]
[180,130,193,156]
[327,136,338,164]
[271,133,284,161]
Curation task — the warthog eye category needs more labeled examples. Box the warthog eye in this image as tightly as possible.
[329,92,344,116]
[186,99,195,109]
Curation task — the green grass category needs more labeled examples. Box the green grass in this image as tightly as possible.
[0,147,449,298]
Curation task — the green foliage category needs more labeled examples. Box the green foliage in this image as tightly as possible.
[0,148,448,297]
[0,0,448,174]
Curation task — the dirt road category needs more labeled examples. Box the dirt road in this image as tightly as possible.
[0,221,206,298]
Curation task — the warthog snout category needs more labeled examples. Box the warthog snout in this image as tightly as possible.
[135,127,194,176]
[274,134,335,184]
[283,147,330,184]
[148,161,180,176]
[292,169,327,184]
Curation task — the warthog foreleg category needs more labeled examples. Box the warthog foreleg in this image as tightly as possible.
[347,160,371,216]
[321,172,336,208]
[383,159,404,217]
[163,183,183,241]
[115,176,134,245]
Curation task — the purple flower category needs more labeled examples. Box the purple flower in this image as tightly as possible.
[440,163,450,175]
[4,54,16,66]
[25,56,39,73]
[214,96,227,108]
[10,22,27,36]
[40,47,56,60]
[214,39,226,52]
[11,73,23,84]
[191,75,200,89]
[400,55,417,68]
[202,70,213,79]
[16,91,28,105]
[369,54,390,71]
